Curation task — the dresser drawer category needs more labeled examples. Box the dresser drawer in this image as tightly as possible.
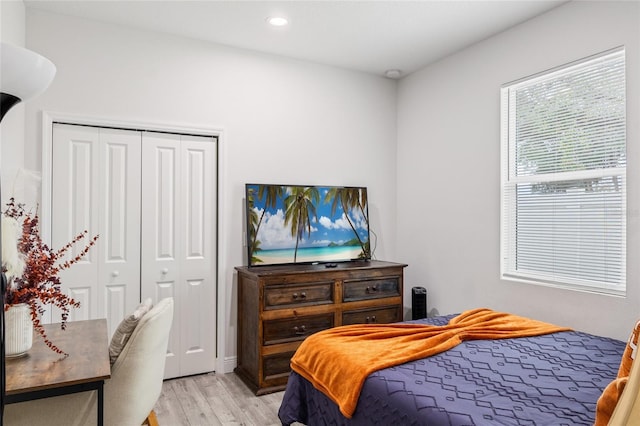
[263,351,295,383]
[343,277,400,302]
[263,313,334,345]
[342,305,401,325]
[264,282,333,310]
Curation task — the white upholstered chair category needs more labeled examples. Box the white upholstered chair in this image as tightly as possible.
[4,297,174,426]
[610,351,640,426]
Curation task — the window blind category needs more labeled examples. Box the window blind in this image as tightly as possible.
[501,48,626,295]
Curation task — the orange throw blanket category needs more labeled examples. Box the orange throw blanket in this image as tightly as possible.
[290,308,571,418]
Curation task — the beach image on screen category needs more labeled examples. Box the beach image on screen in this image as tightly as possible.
[246,184,370,266]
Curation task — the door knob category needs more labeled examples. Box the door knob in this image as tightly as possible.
[111,271,119,277]
[161,268,169,274]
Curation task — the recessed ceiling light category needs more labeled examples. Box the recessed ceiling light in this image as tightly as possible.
[267,16,289,27]
[384,69,402,79]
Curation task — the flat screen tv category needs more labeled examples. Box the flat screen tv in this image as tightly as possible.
[245,184,371,267]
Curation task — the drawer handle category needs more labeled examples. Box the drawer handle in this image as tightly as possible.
[366,285,379,293]
[365,315,377,324]
[292,292,307,300]
[293,325,307,335]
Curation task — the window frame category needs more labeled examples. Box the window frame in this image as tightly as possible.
[500,47,627,296]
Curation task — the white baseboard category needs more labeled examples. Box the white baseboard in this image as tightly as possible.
[223,356,237,374]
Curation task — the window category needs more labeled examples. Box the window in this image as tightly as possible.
[501,48,626,295]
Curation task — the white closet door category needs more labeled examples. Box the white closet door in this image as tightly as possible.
[97,129,142,337]
[141,132,216,379]
[52,124,100,321]
[52,124,142,337]
[179,135,216,377]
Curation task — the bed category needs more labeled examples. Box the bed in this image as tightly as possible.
[278,312,638,426]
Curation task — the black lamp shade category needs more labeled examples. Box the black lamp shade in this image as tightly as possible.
[0,93,21,122]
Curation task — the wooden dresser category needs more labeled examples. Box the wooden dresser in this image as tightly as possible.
[234,260,407,395]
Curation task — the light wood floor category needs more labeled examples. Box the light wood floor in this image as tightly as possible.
[154,372,288,425]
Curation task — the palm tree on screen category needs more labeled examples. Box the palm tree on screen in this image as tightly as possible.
[284,186,319,262]
[249,184,284,262]
[246,187,263,264]
[324,187,370,258]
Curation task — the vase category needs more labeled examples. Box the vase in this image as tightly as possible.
[5,303,33,357]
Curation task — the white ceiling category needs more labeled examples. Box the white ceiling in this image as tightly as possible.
[24,0,566,78]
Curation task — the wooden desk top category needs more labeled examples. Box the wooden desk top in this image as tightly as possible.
[6,318,111,395]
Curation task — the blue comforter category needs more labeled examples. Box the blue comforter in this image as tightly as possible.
[278,314,625,426]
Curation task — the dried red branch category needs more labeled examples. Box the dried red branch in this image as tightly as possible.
[3,198,98,356]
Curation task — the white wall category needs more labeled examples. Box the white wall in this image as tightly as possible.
[397,1,640,341]
[24,9,399,367]
[22,1,635,367]
[0,1,27,200]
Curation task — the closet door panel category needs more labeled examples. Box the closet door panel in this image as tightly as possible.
[68,288,92,321]
[151,280,179,369]
[52,124,100,321]
[52,124,142,336]
[98,129,142,337]
[156,146,177,259]
[105,285,127,328]
[142,133,216,379]
[141,133,182,379]
[179,137,216,377]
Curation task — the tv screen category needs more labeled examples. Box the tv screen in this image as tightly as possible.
[245,184,371,267]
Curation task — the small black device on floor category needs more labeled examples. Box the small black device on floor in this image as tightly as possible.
[411,286,427,320]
